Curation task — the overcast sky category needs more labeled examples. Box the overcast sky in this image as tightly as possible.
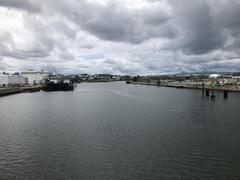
[0,0,240,75]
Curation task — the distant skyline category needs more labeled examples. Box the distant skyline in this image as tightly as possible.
[0,0,240,75]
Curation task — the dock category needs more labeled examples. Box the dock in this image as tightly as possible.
[126,81,240,93]
[0,86,41,97]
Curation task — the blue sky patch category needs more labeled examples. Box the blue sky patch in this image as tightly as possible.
[81,53,104,60]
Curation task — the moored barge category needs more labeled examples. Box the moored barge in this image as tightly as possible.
[42,79,75,91]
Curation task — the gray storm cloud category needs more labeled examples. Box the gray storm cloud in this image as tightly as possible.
[0,0,240,74]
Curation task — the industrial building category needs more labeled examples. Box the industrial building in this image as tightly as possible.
[0,74,28,87]
[21,70,49,85]
[209,74,221,79]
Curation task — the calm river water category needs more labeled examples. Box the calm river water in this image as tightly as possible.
[1,82,240,179]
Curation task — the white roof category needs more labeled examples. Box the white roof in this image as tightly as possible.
[209,74,221,78]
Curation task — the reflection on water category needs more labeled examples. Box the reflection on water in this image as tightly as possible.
[0,82,240,179]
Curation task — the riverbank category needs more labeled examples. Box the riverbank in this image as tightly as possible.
[126,81,240,92]
[81,80,122,83]
[0,86,41,97]
[81,80,111,83]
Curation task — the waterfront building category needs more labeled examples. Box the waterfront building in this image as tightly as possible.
[88,75,95,80]
[21,70,49,85]
[222,78,236,85]
[233,76,240,81]
[0,74,28,87]
[209,74,221,79]
[79,74,89,81]
[112,75,121,81]
[95,74,113,81]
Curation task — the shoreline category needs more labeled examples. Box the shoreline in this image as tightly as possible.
[81,80,122,83]
[126,81,240,93]
[0,86,41,97]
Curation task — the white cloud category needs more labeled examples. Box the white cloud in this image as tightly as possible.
[0,0,240,74]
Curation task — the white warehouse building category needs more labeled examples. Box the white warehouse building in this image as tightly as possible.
[21,70,49,85]
[209,74,221,79]
[0,74,28,87]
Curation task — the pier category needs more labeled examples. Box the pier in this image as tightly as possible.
[126,81,240,93]
[0,86,41,97]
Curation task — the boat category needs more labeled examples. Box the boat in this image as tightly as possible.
[42,79,75,91]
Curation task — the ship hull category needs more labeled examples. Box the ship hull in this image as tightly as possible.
[42,83,75,91]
